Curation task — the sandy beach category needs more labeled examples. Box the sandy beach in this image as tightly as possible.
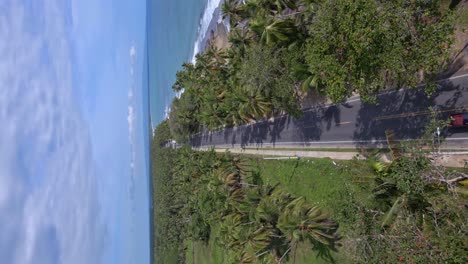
[209,22,230,50]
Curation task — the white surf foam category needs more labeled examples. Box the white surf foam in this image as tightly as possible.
[191,0,223,64]
[164,105,171,120]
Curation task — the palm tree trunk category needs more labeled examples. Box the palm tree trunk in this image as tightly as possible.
[278,11,302,19]
[279,246,292,263]
[256,250,270,258]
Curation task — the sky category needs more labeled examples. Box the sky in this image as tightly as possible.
[0,0,149,263]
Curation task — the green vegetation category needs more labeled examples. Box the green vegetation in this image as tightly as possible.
[181,153,467,263]
[153,1,467,262]
[175,153,467,263]
[168,0,455,141]
[152,121,184,262]
[305,0,454,102]
[152,122,341,263]
[152,120,468,263]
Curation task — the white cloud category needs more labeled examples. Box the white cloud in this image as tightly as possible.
[128,105,135,138]
[128,87,134,99]
[127,45,137,210]
[129,45,136,58]
[0,1,105,263]
[127,45,137,155]
[129,45,136,77]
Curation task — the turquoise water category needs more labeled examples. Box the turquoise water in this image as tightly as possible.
[146,1,227,261]
[147,0,208,126]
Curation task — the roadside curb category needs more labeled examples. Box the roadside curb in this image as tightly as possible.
[196,147,364,160]
[194,147,468,168]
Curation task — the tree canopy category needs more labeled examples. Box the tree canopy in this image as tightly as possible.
[167,0,454,140]
[305,0,454,102]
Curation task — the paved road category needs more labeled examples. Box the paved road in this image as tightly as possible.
[191,73,468,149]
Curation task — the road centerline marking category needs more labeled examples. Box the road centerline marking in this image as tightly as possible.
[302,121,352,128]
[374,105,468,121]
[336,121,352,125]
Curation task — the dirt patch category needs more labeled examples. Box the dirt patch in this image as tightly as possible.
[432,153,468,168]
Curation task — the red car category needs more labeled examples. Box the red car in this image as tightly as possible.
[449,113,468,128]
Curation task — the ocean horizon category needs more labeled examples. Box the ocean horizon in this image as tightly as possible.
[146,1,226,261]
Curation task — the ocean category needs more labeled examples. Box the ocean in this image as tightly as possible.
[147,0,226,127]
[145,1,225,261]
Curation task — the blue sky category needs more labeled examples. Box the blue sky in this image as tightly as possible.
[0,0,149,263]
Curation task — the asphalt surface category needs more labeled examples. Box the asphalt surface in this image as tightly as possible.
[190,73,468,149]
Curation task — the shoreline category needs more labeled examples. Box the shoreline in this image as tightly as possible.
[160,1,228,131]
[191,0,229,62]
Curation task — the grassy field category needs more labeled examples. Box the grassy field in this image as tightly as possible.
[185,236,225,264]
[255,158,376,263]
[185,157,377,263]
[255,157,375,209]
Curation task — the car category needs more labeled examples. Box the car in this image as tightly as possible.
[449,113,468,128]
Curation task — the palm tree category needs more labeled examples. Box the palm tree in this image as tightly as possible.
[217,154,250,184]
[173,62,196,91]
[228,26,253,55]
[249,0,278,13]
[223,92,245,126]
[371,157,428,229]
[221,0,245,27]
[248,226,277,253]
[230,184,292,263]
[248,17,268,41]
[246,0,300,16]
[223,86,271,126]
[204,45,228,71]
[194,52,214,72]
[241,91,272,120]
[243,0,262,17]
[261,19,299,46]
[228,85,272,123]
[211,154,339,263]
[224,88,247,126]
[199,104,223,129]
[217,213,247,249]
[277,197,339,261]
[274,0,298,11]
[301,74,326,96]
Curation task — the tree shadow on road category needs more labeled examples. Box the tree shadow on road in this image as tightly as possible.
[220,114,292,148]
[292,107,324,143]
[323,105,341,131]
[352,80,465,147]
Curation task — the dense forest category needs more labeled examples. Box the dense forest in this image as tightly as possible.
[168,0,455,141]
